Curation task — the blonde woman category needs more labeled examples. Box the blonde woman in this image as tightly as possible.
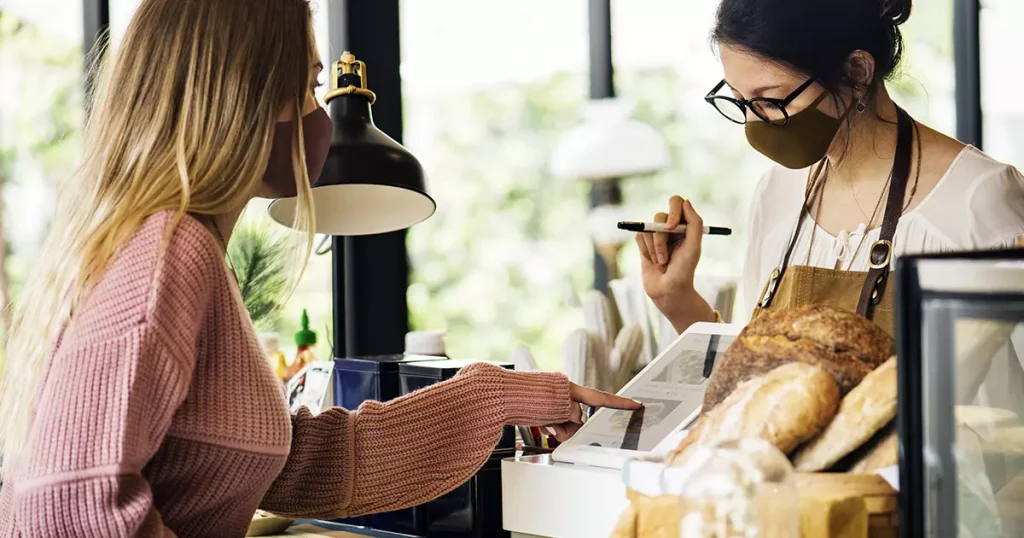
[0,1,638,536]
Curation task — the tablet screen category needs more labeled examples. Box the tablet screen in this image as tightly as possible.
[564,331,735,452]
[287,363,333,415]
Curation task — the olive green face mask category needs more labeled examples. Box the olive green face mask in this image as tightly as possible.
[744,91,851,170]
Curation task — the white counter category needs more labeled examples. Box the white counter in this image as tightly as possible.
[501,454,628,538]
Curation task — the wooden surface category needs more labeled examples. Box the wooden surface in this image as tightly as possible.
[263,524,367,537]
[798,492,866,538]
[619,473,897,538]
[793,473,898,538]
[792,473,897,513]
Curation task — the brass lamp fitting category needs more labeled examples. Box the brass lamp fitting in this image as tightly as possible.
[324,51,377,105]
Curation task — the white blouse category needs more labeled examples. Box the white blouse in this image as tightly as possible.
[741,146,1024,318]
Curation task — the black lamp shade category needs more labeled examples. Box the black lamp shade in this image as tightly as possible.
[269,55,435,236]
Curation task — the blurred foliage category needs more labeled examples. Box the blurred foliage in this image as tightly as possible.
[238,202,335,361]
[227,222,290,331]
[0,11,83,183]
[0,10,83,348]
[405,73,594,368]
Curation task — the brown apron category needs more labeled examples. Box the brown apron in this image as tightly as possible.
[750,106,916,337]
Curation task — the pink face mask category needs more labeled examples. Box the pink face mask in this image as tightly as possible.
[261,107,333,198]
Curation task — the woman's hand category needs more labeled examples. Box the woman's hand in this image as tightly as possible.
[547,383,643,442]
[636,195,716,333]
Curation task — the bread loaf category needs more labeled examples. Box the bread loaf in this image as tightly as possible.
[667,362,839,465]
[849,425,898,474]
[705,305,894,410]
[792,356,898,471]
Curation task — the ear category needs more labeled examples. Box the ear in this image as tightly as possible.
[845,50,877,93]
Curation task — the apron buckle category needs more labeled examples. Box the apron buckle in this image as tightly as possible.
[760,268,781,308]
[869,240,893,269]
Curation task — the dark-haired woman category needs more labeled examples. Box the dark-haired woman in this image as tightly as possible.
[639,0,1024,335]
[638,1,1022,533]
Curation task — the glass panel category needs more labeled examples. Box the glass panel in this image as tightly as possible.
[0,1,85,348]
[981,0,1024,166]
[401,0,590,368]
[922,298,1024,537]
[955,314,1024,538]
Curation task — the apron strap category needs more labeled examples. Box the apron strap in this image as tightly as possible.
[757,159,828,309]
[855,106,914,319]
[759,106,916,317]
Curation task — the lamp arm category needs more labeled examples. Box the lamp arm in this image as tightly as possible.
[314,235,332,256]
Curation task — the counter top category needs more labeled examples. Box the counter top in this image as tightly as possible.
[501,454,628,538]
[260,521,420,538]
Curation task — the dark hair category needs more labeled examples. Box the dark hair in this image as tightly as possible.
[712,0,911,103]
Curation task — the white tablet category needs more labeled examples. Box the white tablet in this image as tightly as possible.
[286,361,335,415]
[551,322,741,469]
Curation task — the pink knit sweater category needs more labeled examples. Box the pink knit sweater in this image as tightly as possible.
[0,212,573,537]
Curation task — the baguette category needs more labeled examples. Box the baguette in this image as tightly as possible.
[849,426,898,474]
[792,356,898,471]
[667,362,839,465]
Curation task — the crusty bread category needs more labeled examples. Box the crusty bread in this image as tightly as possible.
[667,362,839,465]
[608,500,637,538]
[705,305,894,410]
[792,356,898,471]
[849,425,898,474]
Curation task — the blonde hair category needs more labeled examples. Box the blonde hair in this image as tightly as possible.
[0,0,318,456]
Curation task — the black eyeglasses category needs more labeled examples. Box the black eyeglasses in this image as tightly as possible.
[705,77,817,126]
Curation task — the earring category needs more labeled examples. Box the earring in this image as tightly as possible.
[856,100,867,113]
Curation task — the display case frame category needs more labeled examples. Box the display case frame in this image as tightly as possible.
[895,248,1024,538]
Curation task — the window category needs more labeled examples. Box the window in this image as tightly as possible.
[0,1,85,346]
[402,0,592,369]
[981,0,1024,166]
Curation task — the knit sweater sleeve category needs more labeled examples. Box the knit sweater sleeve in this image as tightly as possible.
[260,361,573,518]
[8,215,219,537]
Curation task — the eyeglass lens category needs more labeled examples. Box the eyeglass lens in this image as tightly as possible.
[710,98,746,124]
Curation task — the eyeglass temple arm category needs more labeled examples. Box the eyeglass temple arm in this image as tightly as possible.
[706,79,728,98]
[778,77,818,107]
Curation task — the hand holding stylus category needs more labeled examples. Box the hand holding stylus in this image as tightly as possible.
[636,195,702,274]
[636,195,718,333]
[618,222,732,235]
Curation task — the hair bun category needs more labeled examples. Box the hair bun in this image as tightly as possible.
[881,0,912,26]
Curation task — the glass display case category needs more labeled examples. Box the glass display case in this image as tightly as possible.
[897,249,1024,538]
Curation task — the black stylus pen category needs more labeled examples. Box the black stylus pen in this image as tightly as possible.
[617,221,732,236]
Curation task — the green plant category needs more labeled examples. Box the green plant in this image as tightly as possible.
[227,223,289,330]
